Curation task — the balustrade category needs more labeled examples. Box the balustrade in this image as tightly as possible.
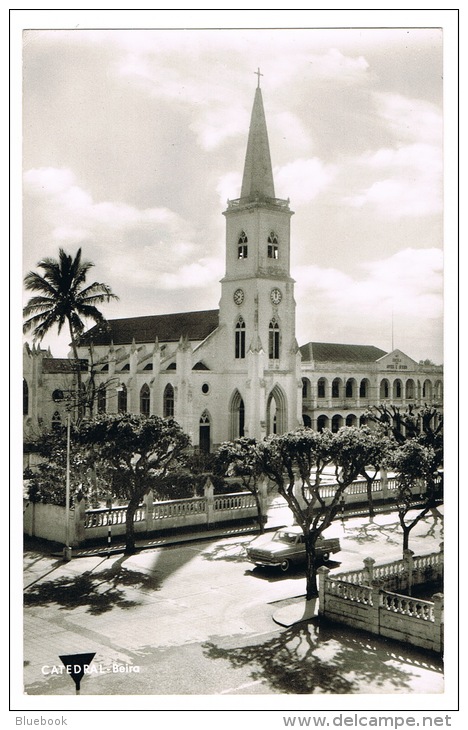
[214,493,256,511]
[380,591,434,621]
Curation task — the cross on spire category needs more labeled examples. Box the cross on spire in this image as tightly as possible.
[254,67,263,88]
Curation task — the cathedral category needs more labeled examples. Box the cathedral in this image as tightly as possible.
[23,83,443,449]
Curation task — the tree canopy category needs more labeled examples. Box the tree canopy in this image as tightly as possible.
[78,414,191,553]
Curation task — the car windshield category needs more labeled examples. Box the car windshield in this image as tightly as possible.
[272,531,299,544]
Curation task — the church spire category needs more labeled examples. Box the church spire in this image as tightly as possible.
[240,80,276,201]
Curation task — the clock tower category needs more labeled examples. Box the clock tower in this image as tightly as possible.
[218,79,301,439]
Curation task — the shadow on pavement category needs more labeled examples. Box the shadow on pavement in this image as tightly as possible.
[202,618,443,694]
[23,554,162,615]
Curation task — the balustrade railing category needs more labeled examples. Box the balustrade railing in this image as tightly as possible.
[84,504,145,528]
[214,492,256,511]
[380,590,435,621]
[152,497,206,520]
[327,578,373,605]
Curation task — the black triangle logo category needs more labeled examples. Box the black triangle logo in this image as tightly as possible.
[59,653,96,692]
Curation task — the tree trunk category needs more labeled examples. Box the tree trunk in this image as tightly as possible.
[366,477,375,519]
[254,491,265,533]
[125,496,140,554]
[305,544,319,600]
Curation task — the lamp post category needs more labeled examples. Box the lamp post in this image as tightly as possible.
[63,411,72,561]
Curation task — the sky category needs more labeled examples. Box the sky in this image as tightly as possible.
[20,18,450,365]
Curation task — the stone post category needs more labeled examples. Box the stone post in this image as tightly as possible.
[380,468,388,500]
[73,493,87,546]
[143,490,154,534]
[363,557,375,585]
[404,549,414,595]
[317,565,330,616]
[432,593,444,654]
[369,580,384,636]
[204,477,214,527]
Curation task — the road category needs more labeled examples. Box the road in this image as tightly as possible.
[22,508,445,696]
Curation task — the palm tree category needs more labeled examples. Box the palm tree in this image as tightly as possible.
[23,248,119,418]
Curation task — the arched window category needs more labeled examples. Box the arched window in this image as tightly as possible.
[237,231,248,259]
[332,378,341,398]
[345,379,356,398]
[406,379,415,400]
[199,411,211,453]
[51,411,61,431]
[317,378,326,399]
[97,385,106,414]
[118,384,127,413]
[23,379,29,416]
[235,317,246,359]
[267,231,279,259]
[380,379,390,399]
[317,415,329,432]
[140,384,150,416]
[163,384,174,417]
[302,378,311,399]
[269,319,280,360]
[303,415,312,428]
[332,414,343,433]
[346,414,357,427]
[393,379,402,399]
[422,379,433,399]
[359,379,369,398]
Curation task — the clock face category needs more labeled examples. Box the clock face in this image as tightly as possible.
[270,288,282,305]
[233,288,244,305]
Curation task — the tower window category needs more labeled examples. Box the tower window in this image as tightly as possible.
[235,317,246,359]
[269,319,280,360]
[267,232,279,259]
[237,231,248,259]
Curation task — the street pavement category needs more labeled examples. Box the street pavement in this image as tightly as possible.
[20,500,446,698]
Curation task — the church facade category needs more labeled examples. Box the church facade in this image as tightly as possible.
[23,84,443,448]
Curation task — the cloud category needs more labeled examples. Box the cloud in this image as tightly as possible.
[275,158,337,204]
[294,248,443,361]
[24,166,190,244]
[307,47,369,81]
[374,92,443,145]
[343,141,442,217]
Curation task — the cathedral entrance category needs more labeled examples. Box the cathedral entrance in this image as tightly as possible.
[229,390,245,440]
[266,386,287,436]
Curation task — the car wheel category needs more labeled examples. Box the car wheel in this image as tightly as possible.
[280,559,290,572]
[322,552,330,562]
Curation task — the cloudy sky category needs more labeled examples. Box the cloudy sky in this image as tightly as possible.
[20,19,448,364]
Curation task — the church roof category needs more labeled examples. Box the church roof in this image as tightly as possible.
[240,86,276,201]
[300,342,388,363]
[42,358,88,373]
[79,310,219,346]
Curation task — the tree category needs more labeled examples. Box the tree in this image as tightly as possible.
[215,438,267,532]
[78,414,190,554]
[259,426,383,600]
[24,425,95,506]
[23,247,118,420]
[389,439,441,553]
[366,403,443,553]
[357,431,394,519]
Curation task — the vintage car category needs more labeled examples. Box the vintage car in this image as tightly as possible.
[245,525,341,572]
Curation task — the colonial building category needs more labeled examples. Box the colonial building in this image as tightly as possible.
[23,83,443,448]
